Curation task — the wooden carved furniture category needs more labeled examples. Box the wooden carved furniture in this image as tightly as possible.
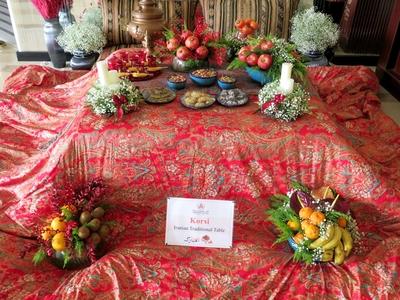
[375,0,400,100]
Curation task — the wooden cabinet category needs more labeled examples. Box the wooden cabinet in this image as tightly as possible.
[376,0,400,100]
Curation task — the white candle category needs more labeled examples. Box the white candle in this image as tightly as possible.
[280,63,293,81]
[96,61,109,86]
[108,70,120,85]
[280,78,295,95]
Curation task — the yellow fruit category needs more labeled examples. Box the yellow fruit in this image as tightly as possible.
[293,232,304,244]
[50,217,66,231]
[287,219,300,231]
[301,220,311,231]
[304,224,320,240]
[52,232,67,251]
[337,217,347,228]
[299,207,314,220]
[41,226,54,241]
[309,211,325,225]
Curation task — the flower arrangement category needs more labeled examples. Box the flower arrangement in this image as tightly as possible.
[31,0,63,20]
[258,80,309,121]
[57,22,107,54]
[32,179,117,269]
[267,182,360,265]
[163,17,225,68]
[228,36,306,82]
[290,8,339,54]
[81,6,103,29]
[86,79,143,117]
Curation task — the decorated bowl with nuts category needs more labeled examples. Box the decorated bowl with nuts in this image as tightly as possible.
[217,75,236,90]
[167,74,187,90]
[189,69,217,86]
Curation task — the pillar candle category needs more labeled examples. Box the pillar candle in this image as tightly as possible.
[108,70,120,85]
[96,61,109,86]
[280,63,293,81]
[280,78,294,95]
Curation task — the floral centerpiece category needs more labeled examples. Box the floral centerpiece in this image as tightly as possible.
[228,36,306,85]
[86,78,143,118]
[163,18,224,72]
[290,8,339,66]
[267,182,360,265]
[31,179,118,269]
[218,18,259,62]
[57,22,107,70]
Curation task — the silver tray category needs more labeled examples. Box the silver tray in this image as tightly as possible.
[216,88,248,107]
[180,94,216,109]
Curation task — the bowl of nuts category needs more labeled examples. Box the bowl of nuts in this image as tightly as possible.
[167,74,187,90]
[181,90,215,109]
[189,69,217,86]
[217,75,236,90]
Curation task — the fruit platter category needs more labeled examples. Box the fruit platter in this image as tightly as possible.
[181,90,216,109]
[142,87,176,104]
[107,50,166,81]
[267,182,359,265]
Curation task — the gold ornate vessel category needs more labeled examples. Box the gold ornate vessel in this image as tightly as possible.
[127,0,165,52]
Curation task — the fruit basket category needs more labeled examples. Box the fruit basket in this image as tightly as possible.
[267,182,360,265]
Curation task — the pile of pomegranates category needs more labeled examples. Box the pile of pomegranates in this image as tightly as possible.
[234,18,259,39]
[237,39,274,71]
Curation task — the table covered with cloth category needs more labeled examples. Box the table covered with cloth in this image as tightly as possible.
[0,49,400,299]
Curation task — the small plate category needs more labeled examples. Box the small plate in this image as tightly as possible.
[217,88,248,107]
[180,94,216,109]
[143,87,176,104]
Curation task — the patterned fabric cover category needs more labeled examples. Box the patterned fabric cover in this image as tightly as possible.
[198,0,300,39]
[101,0,199,46]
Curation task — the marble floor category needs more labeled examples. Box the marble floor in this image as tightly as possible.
[1,42,399,125]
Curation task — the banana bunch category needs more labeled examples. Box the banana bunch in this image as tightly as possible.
[310,224,353,265]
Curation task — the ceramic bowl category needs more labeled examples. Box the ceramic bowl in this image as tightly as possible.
[217,77,236,90]
[245,67,272,85]
[189,70,217,86]
[167,79,186,90]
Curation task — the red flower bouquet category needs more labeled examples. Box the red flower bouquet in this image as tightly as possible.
[30,179,120,269]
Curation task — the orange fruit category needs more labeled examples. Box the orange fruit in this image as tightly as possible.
[50,217,66,231]
[41,226,54,241]
[235,19,245,29]
[287,219,300,231]
[249,20,259,30]
[299,207,314,220]
[293,232,304,244]
[301,220,311,231]
[337,217,347,228]
[304,224,320,240]
[52,232,67,251]
[309,211,325,225]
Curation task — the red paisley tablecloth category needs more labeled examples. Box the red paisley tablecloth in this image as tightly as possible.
[0,49,400,299]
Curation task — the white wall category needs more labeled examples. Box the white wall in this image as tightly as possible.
[7,0,95,52]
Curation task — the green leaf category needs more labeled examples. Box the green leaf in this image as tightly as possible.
[267,205,299,243]
[163,27,175,41]
[63,252,70,269]
[269,194,290,208]
[61,207,74,221]
[325,210,350,223]
[32,248,46,266]
[227,58,247,70]
[291,181,310,193]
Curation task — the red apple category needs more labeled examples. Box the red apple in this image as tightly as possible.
[185,36,200,50]
[167,38,180,51]
[260,40,274,51]
[181,30,193,41]
[257,54,273,70]
[195,45,209,59]
[246,53,259,66]
[238,46,251,62]
[176,46,192,61]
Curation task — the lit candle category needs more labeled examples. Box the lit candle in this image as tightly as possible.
[108,70,120,85]
[96,61,110,86]
[279,63,294,94]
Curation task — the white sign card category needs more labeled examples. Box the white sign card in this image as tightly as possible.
[165,197,235,248]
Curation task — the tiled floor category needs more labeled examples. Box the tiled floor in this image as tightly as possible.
[1,42,400,125]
